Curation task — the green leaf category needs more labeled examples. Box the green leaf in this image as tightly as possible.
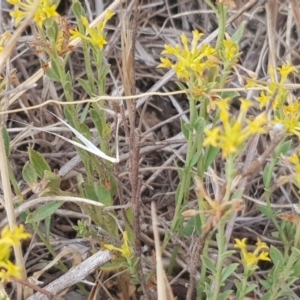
[44,216,51,239]
[202,256,216,273]
[29,149,51,178]
[2,127,10,157]
[63,107,73,127]
[94,182,112,206]
[206,81,217,91]
[46,68,60,82]
[64,72,73,101]
[232,21,247,43]
[49,57,61,81]
[190,151,202,168]
[26,201,63,223]
[45,19,59,44]
[43,170,61,191]
[260,279,271,290]
[194,117,206,135]
[221,91,240,99]
[220,250,236,261]
[204,145,219,170]
[245,283,257,294]
[259,205,274,219]
[84,183,98,201]
[263,163,271,187]
[78,122,92,140]
[270,245,284,267]
[275,140,292,157]
[77,78,94,98]
[182,215,202,236]
[219,290,233,300]
[181,119,190,139]
[90,108,103,136]
[72,0,86,21]
[221,263,238,282]
[234,279,242,293]
[101,262,123,272]
[261,292,271,300]
[22,161,38,185]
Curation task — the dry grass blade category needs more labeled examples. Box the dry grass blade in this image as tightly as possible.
[151,202,174,300]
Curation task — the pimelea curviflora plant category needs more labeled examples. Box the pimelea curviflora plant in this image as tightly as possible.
[158,0,300,299]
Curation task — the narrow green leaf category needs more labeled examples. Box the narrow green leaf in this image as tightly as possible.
[49,57,61,81]
[64,72,73,101]
[221,263,238,282]
[245,283,257,294]
[219,290,233,300]
[2,127,10,157]
[78,78,94,97]
[221,91,240,99]
[46,68,60,82]
[190,151,202,168]
[26,201,63,223]
[270,245,284,267]
[181,119,190,139]
[204,145,219,170]
[29,149,51,178]
[263,163,271,187]
[194,117,206,135]
[202,256,216,273]
[100,262,123,272]
[259,205,273,219]
[44,216,51,239]
[232,21,247,43]
[90,109,103,136]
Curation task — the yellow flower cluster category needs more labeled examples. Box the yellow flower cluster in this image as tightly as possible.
[250,62,300,138]
[7,0,59,27]
[70,10,115,50]
[234,237,271,269]
[103,231,133,259]
[0,225,30,282]
[203,98,267,158]
[158,30,217,81]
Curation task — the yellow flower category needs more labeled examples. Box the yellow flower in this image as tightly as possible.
[103,231,133,259]
[0,225,30,282]
[204,98,268,158]
[157,57,173,69]
[222,39,239,62]
[8,0,59,27]
[234,238,247,250]
[278,61,298,84]
[203,127,220,148]
[0,261,22,282]
[70,10,115,50]
[234,238,271,270]
[1,225,31,246]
